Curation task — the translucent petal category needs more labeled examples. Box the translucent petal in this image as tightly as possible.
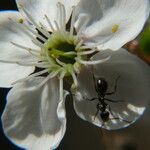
[73,49,150,130]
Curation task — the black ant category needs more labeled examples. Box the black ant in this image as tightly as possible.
[85,73,131,125]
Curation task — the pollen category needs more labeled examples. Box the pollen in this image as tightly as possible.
[112,24,119,33]
[51,53,59,59]
[18,18,24,24]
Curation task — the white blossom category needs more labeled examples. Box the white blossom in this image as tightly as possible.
[0,0,150,150]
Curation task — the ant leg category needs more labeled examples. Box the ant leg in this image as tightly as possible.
[94,108,99,121]
[106,75,121,95]
[71,92,98,101]
[99,122,104,136]
[108,104,116,117]
[108,105,131,124]
[83,96,99,102]
[109,117,132,124]
[104,98,125,103]
[85,97,98,101]
[91,66,99,93]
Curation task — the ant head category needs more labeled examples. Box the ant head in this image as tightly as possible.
[97,78,108,94]
[100,111,109,122]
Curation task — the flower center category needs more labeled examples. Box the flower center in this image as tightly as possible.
[3,2,110,91]
[44,31,77,65]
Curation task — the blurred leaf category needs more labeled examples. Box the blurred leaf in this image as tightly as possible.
[139,27,150,55]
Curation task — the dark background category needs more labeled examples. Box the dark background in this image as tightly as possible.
[0,1,150,150]
[0,1,21,150]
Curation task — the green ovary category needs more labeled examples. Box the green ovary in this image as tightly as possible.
[44,31,77,64]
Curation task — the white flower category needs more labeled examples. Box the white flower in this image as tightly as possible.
[0,0,150,150]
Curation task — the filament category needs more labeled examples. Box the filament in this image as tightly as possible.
[77,49,97,56]
[75,56,111,65]
[44,14,55,32]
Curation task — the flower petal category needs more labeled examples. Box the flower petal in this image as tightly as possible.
[16,0,80,31]
[0,11,39,87]
[75,0,150,50]
[73,49,150,130]
[1,77,68,150]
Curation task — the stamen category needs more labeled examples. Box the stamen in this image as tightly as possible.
[63,51,77,55]
[70,71,78,87]
[11,42,40,53]
[60,3,66,31]
[56,58,66,66]
[73,63,80,74]
[39,22,51,36]
[35,64,52,68]
[57,2,66,31]
[20,22,47,42]
[54,20,67,39]
[32,39,44,48]
[16,61,41,66]
[80,35,114,50]
[35,69,61,89]
[59,77,63,101]
[44,14,55,32]
[76,15,89,39]
[54,20,62,35]
[59,71,66,100]
[70,6,76,37]
[18,18,24,24]
[28,51,40,58]
[12,69,49,85]
[80,45,96,50]
[75,39,84,50]
[75,56,111,65]
[11,42,40,58]
[57,2,62,29]
[21,6,50,38]
[112,24,119,33]
[0,60,19,64]
[43,48,55,64]
[60,70,66,79]
[77,49,97,56]
[0,59,45,67]
[9,18,42,46]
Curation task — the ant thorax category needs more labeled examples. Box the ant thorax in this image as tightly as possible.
[96,78,108,97]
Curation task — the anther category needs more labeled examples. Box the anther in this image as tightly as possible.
[18,18,24,24]
[112,24,119,33]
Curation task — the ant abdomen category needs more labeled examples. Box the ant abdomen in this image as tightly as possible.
[100,111,110,122]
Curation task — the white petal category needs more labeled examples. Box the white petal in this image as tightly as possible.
[0,11,39,87]
[73,49,150,130]
[75,0,104,30]
[2,77,68,150]
[0,63,35,88]
[16,0,80,31]
[76,0,150,50]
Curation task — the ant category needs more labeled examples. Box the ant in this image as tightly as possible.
[85,72,131,125]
